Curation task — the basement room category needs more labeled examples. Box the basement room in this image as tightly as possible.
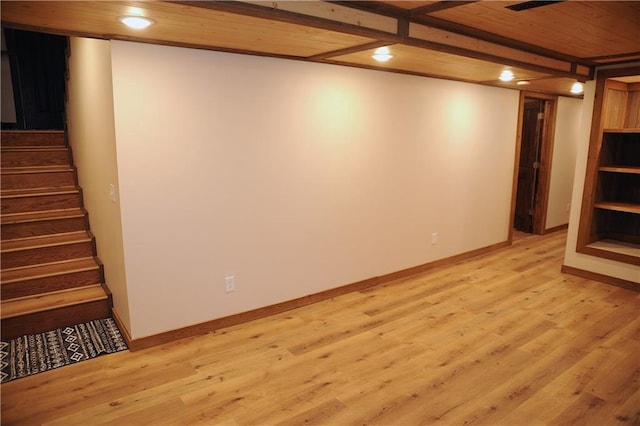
[1,1,638,424]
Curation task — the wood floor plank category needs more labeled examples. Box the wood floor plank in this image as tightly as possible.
[447,342,591,424]
[1,230,638,425]
[612,387,640,425]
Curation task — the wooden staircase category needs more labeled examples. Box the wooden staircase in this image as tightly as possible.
[1,130,112,340]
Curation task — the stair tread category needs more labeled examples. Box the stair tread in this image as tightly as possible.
[1,231,91,252]
[1,285,107,319]
[1,257,100,284]
[1,186,79,197]
[1,165,73,174]
[1,130,64,136]
[1,208,85,224]
[1,146,69,151]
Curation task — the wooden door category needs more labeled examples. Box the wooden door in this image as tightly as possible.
[514,99,545,233]
[4,29,66,130]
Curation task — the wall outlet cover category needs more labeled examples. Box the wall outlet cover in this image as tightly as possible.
[225,276,235,293]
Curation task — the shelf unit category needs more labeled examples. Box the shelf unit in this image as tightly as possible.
[577,66,640,266]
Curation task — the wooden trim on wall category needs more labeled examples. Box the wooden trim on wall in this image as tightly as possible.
[532,92,558,235]
[509,91,558,239]
[124,239,509,351]
[112,308,134,349]
[561,264,639,292]
[543,223,568,235]
[508,91,526,244]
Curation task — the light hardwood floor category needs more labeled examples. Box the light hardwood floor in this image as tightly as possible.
[2,230,639,425]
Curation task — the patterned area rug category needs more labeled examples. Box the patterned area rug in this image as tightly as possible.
[1,318,128,384]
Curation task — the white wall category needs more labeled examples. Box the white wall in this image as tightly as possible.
[564,79,639,283]
[66,38,132,332]
[546,97,581,230]
[110,41,519,339]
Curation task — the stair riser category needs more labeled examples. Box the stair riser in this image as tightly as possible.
[2,241,96,269]
[1,150,70,167]
[1,193,81,214]
[1,170,76,190]
[1,299,111,340]
[1,132,66,147]
[1,269,103,299]
[1,216,88,240]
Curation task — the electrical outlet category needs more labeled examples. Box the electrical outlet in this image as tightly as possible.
[225,276,235,293]
[566,203,571,213]
[431,232,438,245]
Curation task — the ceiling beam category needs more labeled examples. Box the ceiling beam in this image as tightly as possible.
[408,1,478,16]
[585,51,640,63]
[327,1,406,17]
[409,14,589,67]
[0,19,306,63]
[399,35,584,81]
[173,1,401,41]
[333,1,592,68]
[169,1,592,81]
[506,1,564,12]
[307,41,389,61]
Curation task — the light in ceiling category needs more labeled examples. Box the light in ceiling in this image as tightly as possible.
[516,80,531,86]
[499,70,515,82]
[118,15,155,29]
[571,82,584,94]
[372,46,394,62]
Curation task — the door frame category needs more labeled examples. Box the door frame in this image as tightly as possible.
[2,28,24,129]
[2,28,66,130]
[508,91,558,242]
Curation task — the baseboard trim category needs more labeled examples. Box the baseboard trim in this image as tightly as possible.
[111,308,134,349]
[126,240,510,351]
[561,264,639,292]
[543,223,568,235]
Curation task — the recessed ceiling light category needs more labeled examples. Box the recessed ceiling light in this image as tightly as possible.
[118,15,155,29]
[571,82,584,94]
[499,70,515,82]
[372,46,394,62]
[517,80,531,86]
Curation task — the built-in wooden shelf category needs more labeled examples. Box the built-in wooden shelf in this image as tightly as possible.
[594,202,640,214]
[577,66,640,267]
[599,166,640,174]
[587,239,640,257]
[603,128,640,133]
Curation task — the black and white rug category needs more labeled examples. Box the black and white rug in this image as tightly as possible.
[1,318,128,384]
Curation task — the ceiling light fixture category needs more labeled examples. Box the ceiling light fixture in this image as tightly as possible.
[118,15,155,29]
[571,82,584,94]
[372,46,394,62]
[516,80,531,86]
[499,70,515,82]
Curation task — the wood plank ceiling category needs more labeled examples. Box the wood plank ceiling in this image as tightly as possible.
[2,1,639,97]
